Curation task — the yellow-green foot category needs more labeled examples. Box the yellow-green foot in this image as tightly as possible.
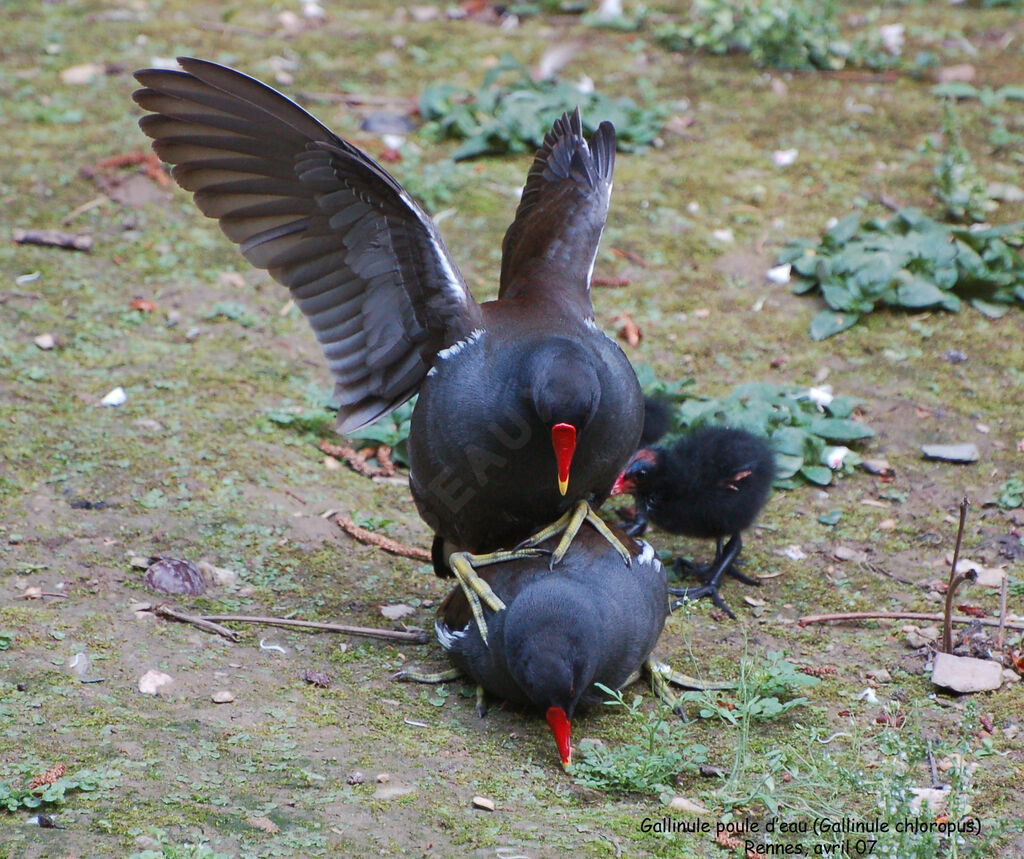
[392,667,464,683]
[516,500,633,568]
[644,658,737,712]
[449,547,543,645]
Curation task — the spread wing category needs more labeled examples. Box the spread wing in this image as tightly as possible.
[498,108,615,301]
[133,57,482,433]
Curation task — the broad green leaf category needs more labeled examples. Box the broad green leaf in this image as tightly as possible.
[800,464,833,485]
[895,277,948,308]
[970,298,1010,318]
[805,417,875,441]
[809,309,858,340]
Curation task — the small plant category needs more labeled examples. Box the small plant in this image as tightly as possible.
[930,103,995,224]
[571,686,708,798]
[419,56,666,160]
[656,0,845,70]
[780,207,1024,339]
[678,650,818,725]
[673,381,874,488]
[997,478,1024,510]
[0,765,121,812]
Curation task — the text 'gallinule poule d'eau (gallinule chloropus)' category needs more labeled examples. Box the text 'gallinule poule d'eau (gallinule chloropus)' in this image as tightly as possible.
[396,525,727,768]
[611,426,775,618]
[132,60,644,639]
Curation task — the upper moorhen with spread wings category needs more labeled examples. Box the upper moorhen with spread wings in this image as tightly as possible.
[132,60,643,634]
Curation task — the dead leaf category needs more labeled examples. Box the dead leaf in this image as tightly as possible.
[130,298,157,313]
[380,603,416,621]
[935,63,975,83]
[613,314,642,347]
[248,816,280,834]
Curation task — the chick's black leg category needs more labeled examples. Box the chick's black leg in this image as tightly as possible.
[669,534,757,618]
[616,506,649,538]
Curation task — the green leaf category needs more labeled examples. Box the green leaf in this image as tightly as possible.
[930,82,979,100]
[826,213,861,246]
[805,417,874,441]
[800,464,833,485]
[970,298,1010,319]
[895,277,948,309]
[817,510,842,526]
[809,309,858,340]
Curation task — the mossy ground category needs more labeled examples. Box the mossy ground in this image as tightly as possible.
[2,1,1022,857]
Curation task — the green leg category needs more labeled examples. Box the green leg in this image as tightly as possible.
[644,658,737,712]
[448,547,543,645]
[517,500,634,567]
[392,668,489,719]
[392,667,464,683]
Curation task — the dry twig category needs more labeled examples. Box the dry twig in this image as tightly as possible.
[798,610,1024,632]
[200,614,430,643]
[320,439,396,478]
[150,604,241,642]
[12,228,92,251]
[942,497,973,653]
[331,513,431,561]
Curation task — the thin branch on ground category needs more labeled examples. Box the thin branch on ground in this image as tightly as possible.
[798,610,1024,632]
[331,512,431,561]
[200,614,430,643]
[149,604,242,642]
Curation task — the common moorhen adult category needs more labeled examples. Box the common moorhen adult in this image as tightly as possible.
[397,526,668,768]
[611,426,775,618]
[132,60,643,636]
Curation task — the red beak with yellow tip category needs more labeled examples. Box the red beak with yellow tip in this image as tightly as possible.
[551,423,577,496]
[546,706,572,768]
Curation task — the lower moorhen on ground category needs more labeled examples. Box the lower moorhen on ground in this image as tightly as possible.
[397,526,667,768]
[611,426,775,618]
[132,60,643,641]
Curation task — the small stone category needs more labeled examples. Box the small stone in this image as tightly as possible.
[380,603,415,620]
[247,816,279,834]
[861,459,893,476]
[323,456,341,470]
[211,690,235,704]
[931,652,1002,693]
[346,771,366,785]
[60,62,105,84]
[1001,669,1020,685]
[878,519,896,531]
[834,546,866,562]
[669,796,710,814]
[129,555,151,569]
[866,669,891,684]
[100,387,127,407]
[34,333,56,350]
[376,772,390,784]
[921,443,979,463]
[196,560,237,588]
[472,795,496,811]
[138,669,173,695]
[909,787,948,815]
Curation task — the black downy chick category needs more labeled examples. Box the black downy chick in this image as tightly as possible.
[611,426,775,618]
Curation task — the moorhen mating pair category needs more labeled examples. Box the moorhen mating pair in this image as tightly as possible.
[133,60,669,765]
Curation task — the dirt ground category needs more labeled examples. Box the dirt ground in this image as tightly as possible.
[2,1,1023,857]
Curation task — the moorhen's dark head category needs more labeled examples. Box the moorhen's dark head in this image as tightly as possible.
[504,601,599,768]
[526,339,602,497]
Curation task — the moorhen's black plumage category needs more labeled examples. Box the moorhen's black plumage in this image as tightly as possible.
[611,426,775,618]
[639,395,672,447]
[132,60,643,636]
[399,526,668,768]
